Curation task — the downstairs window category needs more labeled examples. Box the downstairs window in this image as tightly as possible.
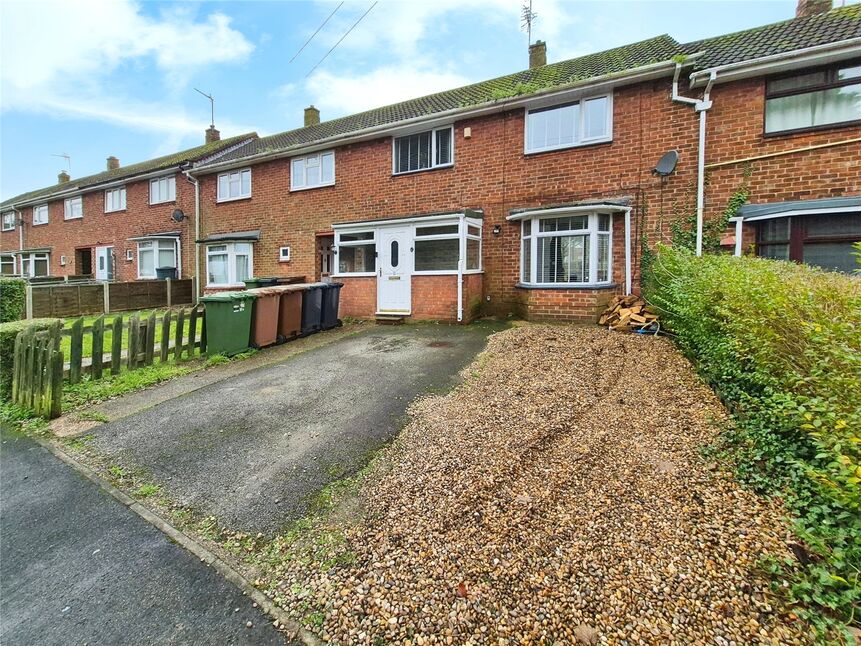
[520,212,612,285]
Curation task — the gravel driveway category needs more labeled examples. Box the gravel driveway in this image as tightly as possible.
[259,325,809,644]
[86,323,501,535]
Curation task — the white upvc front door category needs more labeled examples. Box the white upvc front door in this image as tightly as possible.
[376,227,411,313]
[95,246,114,281]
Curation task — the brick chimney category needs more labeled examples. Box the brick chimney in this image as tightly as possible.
[529,40,547,69]
[106,156,120,171]
[304,105,320,127]
[796,0,831,18]
[205,125,221,143]
[58,170,70,184]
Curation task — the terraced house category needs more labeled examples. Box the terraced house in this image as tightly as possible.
[3,0,859,322]
[0,129,256,283]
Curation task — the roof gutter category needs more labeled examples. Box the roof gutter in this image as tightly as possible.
[689,37,861,86]
[194,59,684,175]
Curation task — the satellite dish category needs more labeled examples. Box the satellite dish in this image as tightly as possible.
[171,208,187,222]
[653,150,679,177]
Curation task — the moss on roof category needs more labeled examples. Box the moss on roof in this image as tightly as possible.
[1,133,256,208]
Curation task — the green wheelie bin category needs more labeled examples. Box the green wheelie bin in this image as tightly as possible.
[200,291,257,356]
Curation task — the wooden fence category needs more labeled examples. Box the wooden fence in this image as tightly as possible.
[11,323,63,419]
[12,305,206,418]
[27,279,194,319]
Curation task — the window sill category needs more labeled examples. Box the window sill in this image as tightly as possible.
[763,119,861,138]
[32,222,49,226]
[516,282,617,290]
[524,137,612,155]
[331,272,375,278]
[216,195,252,204]
[413,269,484,276]
[149,200,176,206]
[1,228,15,232]
[104,209,127,214]
[205,283,247,289]
[64,216,83,221]
[290,182,335,192]
[392,163,453,177]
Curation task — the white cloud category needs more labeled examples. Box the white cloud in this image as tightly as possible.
[0,0,254,136]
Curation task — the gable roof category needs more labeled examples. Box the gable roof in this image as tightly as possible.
[1,133,257,209]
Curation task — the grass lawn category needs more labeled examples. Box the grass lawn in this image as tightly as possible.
[60,309,203,360]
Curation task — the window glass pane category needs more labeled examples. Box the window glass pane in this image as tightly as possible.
[598,214,611,231]
[1,255,15,275]
[539,216,587,232]
[340,231,373,242]
[338,244,375,273]
[527,103,578,151]
[292,159,305,188]
[839,65,861,80]
[208,252,228,284]
[466,238,480,270]
[396,138,409,173]
[167,177,176,201]
[522,220,531,237]
[235,253,250,283]
[435,128,452,165]
[538,235,590,283]
[765,83,861,133]
[234,243,252,255]
[522,237,531,282]
[597,234,610,282]
[758,218,790,242]
[583,96,608,139]
[158,247,175,268]
[757,244,790,260]
[467,225,481,237]
[415,224,459,236]
[803,241,859,273]
[768,70,828,93]
[414,238,458,271]
[390,241,399,267]
[321,153,334,183]
[804,212,861,237]
[241,170,251,195]
[306,163,320,186]
[139,249,155,277]
[21,257,31,276]
[34,257,49,277]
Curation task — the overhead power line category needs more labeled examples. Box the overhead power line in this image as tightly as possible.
[290,1,344,63]
[306,1,378,78]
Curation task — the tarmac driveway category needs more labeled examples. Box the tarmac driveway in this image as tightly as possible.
[89,323,501,535]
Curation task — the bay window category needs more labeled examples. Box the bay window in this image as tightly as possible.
[1,254,16,275]
[206,242,253,287]
[393,126,453,174]
[291,151,335,190]
[335,231,375,274]
[765,62,861,134]
[520,212,612,285]
[137,239,179,279]
[217,168,252,201]
[525,94,612,153]
[20,252,50,278]
[756,213,861,273]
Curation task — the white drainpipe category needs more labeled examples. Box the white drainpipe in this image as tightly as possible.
[456,212,465,322]
[182,168,201,302]
[672,64,716,256]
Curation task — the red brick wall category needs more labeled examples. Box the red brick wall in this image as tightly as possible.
[521,286,620,322]
[0,172,196,281]
[705,76,861,250]
[198,78,700,320]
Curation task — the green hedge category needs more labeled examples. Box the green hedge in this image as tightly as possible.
[0,277,26,322]
[0,318,62,402]
[645,246,860,638]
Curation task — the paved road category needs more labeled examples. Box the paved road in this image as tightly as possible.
[0,428,286,646]
[89,323,503,535]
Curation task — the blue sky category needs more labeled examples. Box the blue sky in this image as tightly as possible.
[0,0,850,200]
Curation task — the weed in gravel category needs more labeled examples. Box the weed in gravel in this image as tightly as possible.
[134,483,160,498]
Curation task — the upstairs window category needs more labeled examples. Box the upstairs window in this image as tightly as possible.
[105,187,126,213]
[525,94,612,153]
[765,62,861,134]
[33,204,49,225]
[291,151,334,190]
[393,126,453,174]
[64,196,83,220]
[1,212,15,231]
[217,168,252,201]
[149,176,176,204]
[520,212,612,285]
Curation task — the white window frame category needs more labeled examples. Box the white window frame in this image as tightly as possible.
[33,204,49,226]
[104,187,127,213]
[19,251,50,278]
[290,151,335,191]
[205,242,254,288]
[279,246,291,262]
[217,168,252,202]
[392,125,454,175]
[524,93,613,154]
[333,230,377,277]
[136,238,181,279]
[1,212,15,231]
[149,175,176,205]
[519,211,613,287]
[1,253,16,275]
[64,196,83,220]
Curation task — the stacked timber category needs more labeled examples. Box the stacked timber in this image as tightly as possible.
[599,294,659,332]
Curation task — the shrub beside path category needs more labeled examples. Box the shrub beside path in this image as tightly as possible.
[258,325,810,644]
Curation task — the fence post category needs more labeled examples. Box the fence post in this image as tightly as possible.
[144,311,156,366]
[166,278,172,308]
[127,314,140,369]
[160,310,172,363]
[50,343,63,418]
[25,284,33,320]
[103,282,110,314]
[174,309,185,361]
[188,306,199,356]
[69,317,84,384]
[92,316,105,379]
[111,315,123,375]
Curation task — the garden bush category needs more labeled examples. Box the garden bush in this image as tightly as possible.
[0,277,27,322]
[0,318,62,402]
[645,246,860,639]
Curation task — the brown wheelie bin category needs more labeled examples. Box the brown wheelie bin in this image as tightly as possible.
[246,287,281,348]
[271,285,305,342]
